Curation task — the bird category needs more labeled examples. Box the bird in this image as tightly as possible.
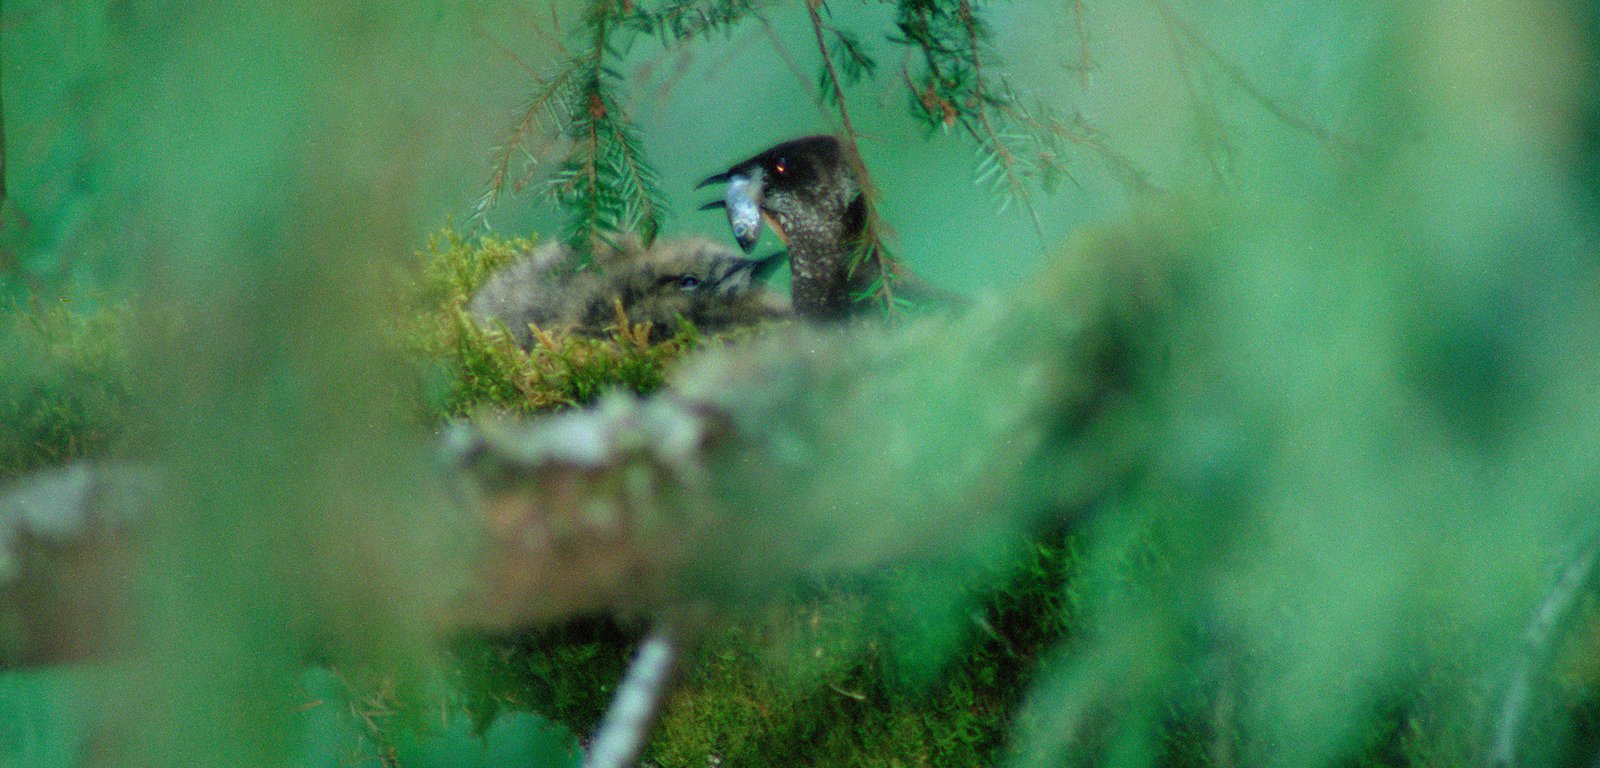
[698,135,875,322]
[467,235,789,346]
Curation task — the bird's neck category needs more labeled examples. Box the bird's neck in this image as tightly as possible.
[787,195,869,321]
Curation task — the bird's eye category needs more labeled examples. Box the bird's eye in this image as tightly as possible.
[674,275,702,290]
[773,157,788,175]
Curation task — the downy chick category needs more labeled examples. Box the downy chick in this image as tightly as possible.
[468,236,789,346]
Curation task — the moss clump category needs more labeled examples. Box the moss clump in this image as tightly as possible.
[647,535,1081,768]
[397,229,714,418]
[450,534,1081,768]
[0,298,135,479]
[401,229,1087,766]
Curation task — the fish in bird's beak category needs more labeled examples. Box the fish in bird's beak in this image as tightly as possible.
[698,167,766,253]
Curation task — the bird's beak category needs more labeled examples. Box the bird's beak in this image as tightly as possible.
[749,251,787,282]
[719,251,788,294]
[698,168,766,253]
[696,170,733,188]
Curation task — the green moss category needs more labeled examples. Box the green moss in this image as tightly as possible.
[449,532,1082,768]
[646,536,1081,767]
[0,298,135,479]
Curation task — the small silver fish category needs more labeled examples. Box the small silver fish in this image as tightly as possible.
[724,172,765,252]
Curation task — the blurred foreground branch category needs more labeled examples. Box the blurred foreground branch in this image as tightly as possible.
[445,227,1152,630]
[0,463,149,663]
[0,225,1160,664]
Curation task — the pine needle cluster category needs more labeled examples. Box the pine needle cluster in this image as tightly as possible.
[473,2,671,261]
[891,0,1059,228]
[624,0,767,43]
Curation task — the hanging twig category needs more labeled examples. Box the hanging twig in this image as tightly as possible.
[803,0,905,316]
[1148,0,1358,157]
[759,14,821,105]
[1488,531,1600,768]
[1157,2,1231,185]
[581,623,688,768]
[1007,106,1155,193]
[1069,0,1093,85]
[804,0,860,143]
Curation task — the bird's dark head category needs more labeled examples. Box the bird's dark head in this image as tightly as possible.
[699,135,862,253]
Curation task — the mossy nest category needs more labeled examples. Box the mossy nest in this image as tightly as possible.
[399,229,771,419]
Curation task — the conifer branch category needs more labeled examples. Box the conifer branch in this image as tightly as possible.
[805,0,861,143]
[894,0,1050,239]
[479,1,669,257]
[604,116,668,243]
[956,0,1044,239]
[818,28,876,107]
[473,59,583,229]
[0,228,1142,664]
[568,3,620,252]
[627,0,767,43]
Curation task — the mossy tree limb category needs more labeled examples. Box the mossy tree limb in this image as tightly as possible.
[0,223,1158,663]
[449,230,1150,631]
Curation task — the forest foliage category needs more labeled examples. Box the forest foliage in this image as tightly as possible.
[2,1,1600,768]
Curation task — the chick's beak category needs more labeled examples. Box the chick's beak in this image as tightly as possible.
[698,168,766,253]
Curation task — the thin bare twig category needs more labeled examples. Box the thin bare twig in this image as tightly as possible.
[803,0,903,316]
[1069,0,1093,86]
[582,624,685,768]
[1012,108,1154,192]
[1157,4,1230,185]
[759,13,820,107]
[471,22,545,79]
[1489,532,1600,768]
[1149,0,1357,156]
